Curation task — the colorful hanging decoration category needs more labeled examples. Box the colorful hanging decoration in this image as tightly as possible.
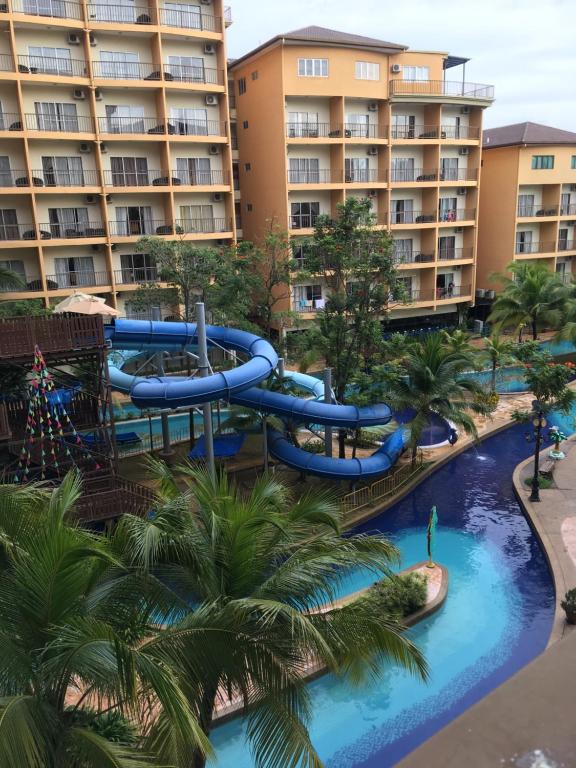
[15,345,100,483]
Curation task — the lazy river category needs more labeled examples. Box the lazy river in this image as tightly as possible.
[210,423,555,767]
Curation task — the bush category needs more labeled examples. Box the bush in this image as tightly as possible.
[367,572,427,619]
[561,588,576,614]
[301,439,325,454]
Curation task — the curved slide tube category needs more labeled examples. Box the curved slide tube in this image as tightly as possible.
[106,319,405,481]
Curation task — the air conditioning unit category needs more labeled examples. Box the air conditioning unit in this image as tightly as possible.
[111,243,117,251]
[391,63,401,74]
[79,142,91,153]
[205,94,218,106]
[367,146,378,156]
[212,192,223,202]
[89,32,97,46]
[73,89,86,100]
[457,187,467,195]
[459,147,469,156]
[94,87,103,101]
[367,102,378,112]
[475,289,485,298]
[460,106,470,115]
[455,226,464,233]
[67,32,81,45]
[100,142,108,153]
[208,144,220,155]
[204,43,216,54]
[105,194,112,203]
[473,318,484,333]
[85,195,97,204]
[367,190,377,198]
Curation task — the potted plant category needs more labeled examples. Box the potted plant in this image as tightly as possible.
[549,426,567,460]
[561,588,576,624]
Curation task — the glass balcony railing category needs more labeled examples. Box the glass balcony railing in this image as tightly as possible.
[389,79,494,100]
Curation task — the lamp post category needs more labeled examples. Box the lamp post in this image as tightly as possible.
[528,399,545,503]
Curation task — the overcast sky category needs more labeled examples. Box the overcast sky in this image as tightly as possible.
[227,0,576,130]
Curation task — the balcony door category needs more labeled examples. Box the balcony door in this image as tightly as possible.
[345,113,370,138]
[436,272,455,298]
[35,102,78,132]
[439,197,457,222]
[290,202,320,229]
[105,105,145,134]
[170,108,208,136]
[163,2,202,28]
[91,0,137,23]
[293,284,323,310]
[0,156,11,187]
[345,158,369,183]
[391,199,413,224]
[167,55,204,83]
[443,115,461,139]
[120,253,156,283]
[438,235,456,260]
[0,209,18,241]
[517,194,535,217]
[110,157,149,186]
[391,157,414,182]
[393,238,414,263]
[176,157,211,185]
[42,156,84,186]
[289,158,320,184]
[48,207,89,238]
[516,231,533,254]
[114,206,153,236]
[559,228,569,251]
[561,193,571,215]
[54,256,95,287]
[100,51,140,79]
[28,46,72,76]
[392,114,415,139]
[287,111,318,138]
[440,157,459,182]
[179,204,214,233]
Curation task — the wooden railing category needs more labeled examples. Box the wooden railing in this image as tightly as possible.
[0,315,104,359]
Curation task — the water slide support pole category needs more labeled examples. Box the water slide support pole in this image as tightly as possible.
[324,367,332,457]
[196,302,215,480]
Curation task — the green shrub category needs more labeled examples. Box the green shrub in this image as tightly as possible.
[301,439,325,454]
[524,474,554,490]
[367,572,427,619]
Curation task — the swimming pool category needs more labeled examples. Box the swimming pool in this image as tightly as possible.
[210,424,555,767]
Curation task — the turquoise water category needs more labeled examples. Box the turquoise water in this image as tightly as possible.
[467,365,533,394]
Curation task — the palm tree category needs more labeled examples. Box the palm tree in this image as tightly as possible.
[441,328,477,358]
[114,462,428,768]
[0,472,212,768]
[481,333,516,392]
[0,265,24,292]
[488,262,570,340]
[382,333,489,464]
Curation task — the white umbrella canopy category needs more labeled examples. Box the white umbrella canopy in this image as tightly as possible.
[52,292,119,317]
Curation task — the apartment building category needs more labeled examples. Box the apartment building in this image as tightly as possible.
[476,122,576,293]
[229,26,494,333]
[0,0,235,315]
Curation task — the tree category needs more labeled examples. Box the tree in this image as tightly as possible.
[299,198,399,456]
[489,262,570,340]
[481,333,516,392]
[0,472,214,768]
[0,266,24,293]
[522,361,576,416]
[441,328,477,358]
[115,462,428,768]
[379,333,489,465]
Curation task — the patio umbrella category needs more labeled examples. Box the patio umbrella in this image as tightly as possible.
[52,292,119,317]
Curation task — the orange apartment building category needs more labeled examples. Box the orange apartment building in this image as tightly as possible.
[476,122,576,294]
[229,26,494,333]
[0,0,235,316]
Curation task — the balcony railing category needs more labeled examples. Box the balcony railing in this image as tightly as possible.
[344,169,387,183]
[44,270,111,289]
[168,119,226,137]
[97,116,226,137]
[0,113,25,131]
[103,169,164,187]
[439,168,478,181]
[436,284,472,299]
[292,296,325,312]
[389,79,494,100]
[175,217,232,234]
[0,170,42,187]
[87,4,153,23]
[109,219,170,237]
[287,169,342,184]
[391,210,436,224]
[401,288,436,303]
[517,205,559,217]
[0,275,41,292]
[392,251,435,265]
[290,214,320,230]
[0,223,38,242]
[17,55,87,77]
[515,241,557,255]
[286,123,339,139]
[92,60,161,80]
[390,168,438,183]
[163,63,224,85]
[38,222,106,239]
[343,124,388,140]
[438,247,474,260]
[114,267,160,284]
[441,125,480,140]
[25,113,94,133]
[12,0,83,20]
[159,6,221,31]
[29,169,100,187]
[561,204,576,216]
[558,240,575,252]
[0,53,13,71]
[391,125,481,140]
[171,169,229,186]
[438,208,476,222]
[557,272,573,283]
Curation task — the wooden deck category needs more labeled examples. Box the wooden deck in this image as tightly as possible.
[0,315,105,362]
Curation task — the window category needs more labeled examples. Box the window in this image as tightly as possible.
[167,55,204,83]
[393,239,413,263]
[242,120,248,129]
[54,256,95,287]
[238,77,246,95]
[251,70,258,80]
[114,206,153,236]
[92,0,138,23]
[392,114,416,139]
[297,58,328,77]
[179,204,215,233]
[110,157,149,186]
[289,158,319,183]
[355,61,380,80]
[402,65,429,81]
[438,236,456,260]
[42,156,84,186]
[163,2,201,28]
[0,259,25,282]
[100,51,140,79]
[345,113,370,138]
[531,155,554,169]
[558,228,569,250]
[35,102,78,132]
[48,207,89,237]
[0,156,11,187]
[170,107,208,136]
[290,202,320,229]
[572,156,576,169]
[246,203,253,212]
[105,105,144,134]
[391,157,414,182]
[517,194,535,217]
[391,199,413,224]
[175,157,211,185]
[436,272,455,297]
[439,197,457,222]
[345,157,370,183]
[120,253,156,283]
[440,157,459,182]
[293,284,323,309]
[244,162,251,171]
[234,201,242,229]
[516,230,534,254]
[0,210,18,241]
[287,112,319,138]
[28,46,72,75]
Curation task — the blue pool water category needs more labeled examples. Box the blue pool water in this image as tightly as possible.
[467,365,533,394]
[211,424,555,767]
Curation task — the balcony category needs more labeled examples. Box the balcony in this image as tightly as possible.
[390,168,438,183]
[92,61,162,80]
[0,113,25,132]
[436,284,472,300]
[392,251,435,265]
[0,275,41,292]
[87,3,153,23]
[560,204,576,216]
[25,113,94,133]
[11,0,83,20]
[343,124,388,140]
[38,223,107,239]
[401,288,436,303]
[517,205,559,218]
[389,80,494,101]
[159,6,222,31]
[17,55,87,77]
[29,169,100,187]
[391,125,480,140]
[391,210,436,224]
[109,219,171,237]
[114,267,160,285]
[438,208,476,223]
[175,217,232,234]
[439,168,478,182]
[290,214,320,230]
[292,297,325,313]
[0,54,13,72]
[515,241,557,255]
[44,270,111,289]
[287,169,342,184]
[438,247,474,260]
[557,272,573,284]
[0,223,39,242]
[163,63,224,86]
[97,116,226,137]
[558,240,576,252]
[103,169,168,187]
[171,169,229,186]
[344,169,387,183]
[285,123,340,139]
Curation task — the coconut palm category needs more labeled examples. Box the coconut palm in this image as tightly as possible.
[488,262,571,340]
[481,333,516,392]
[382,333,489,464]
[0,266,24,292]
[114,462,428,768]
[0,472,212,768]
[441,328,477,358]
